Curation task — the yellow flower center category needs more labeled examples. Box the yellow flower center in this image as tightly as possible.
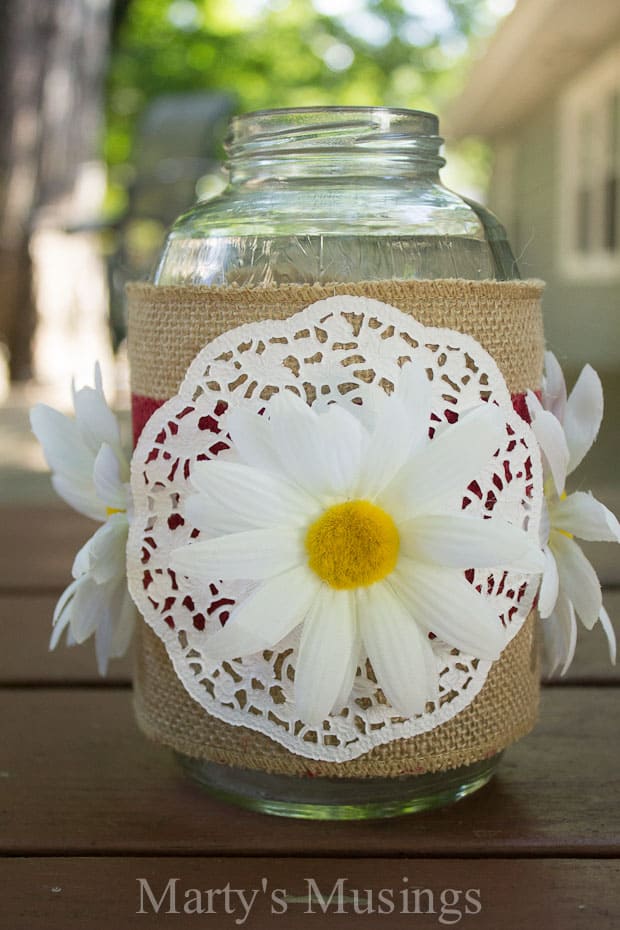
[305,500,400,590]
[106,507,125,517]
[557,490,573,539]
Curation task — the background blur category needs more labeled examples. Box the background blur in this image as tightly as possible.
[0,0,618,551]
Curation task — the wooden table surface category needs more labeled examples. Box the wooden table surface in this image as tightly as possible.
[1,506,619,929]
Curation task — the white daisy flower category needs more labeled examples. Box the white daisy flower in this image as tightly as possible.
[30,364,135,673]
[170,366,544,725]
[527,351,619,675]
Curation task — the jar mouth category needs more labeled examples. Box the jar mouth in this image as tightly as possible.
[227,107,444,178]
[231,106,439,142]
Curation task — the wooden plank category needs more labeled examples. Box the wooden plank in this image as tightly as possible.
[0,507,93,592]
[1,688,618,857]
[0,595,132,684]
[543,588,619,685]
[2,857,618,930]
[582,535,620,586]
[1,590,616,686]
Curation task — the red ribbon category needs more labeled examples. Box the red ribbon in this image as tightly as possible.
[132,390,537,447]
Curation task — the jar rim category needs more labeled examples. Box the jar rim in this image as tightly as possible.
[234,105,438,122]
[230,106,440,144]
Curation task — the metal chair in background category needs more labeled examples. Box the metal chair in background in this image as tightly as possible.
[107,91,235,347]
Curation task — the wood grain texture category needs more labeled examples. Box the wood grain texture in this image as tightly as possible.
[0,506,93,592]
[0,499,618,928]
[2,857,618,930]
[0,594,132,684]
[1,687,618,857]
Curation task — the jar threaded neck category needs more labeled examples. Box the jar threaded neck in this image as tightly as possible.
[226,106,445,182]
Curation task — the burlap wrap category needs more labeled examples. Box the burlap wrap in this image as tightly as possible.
[127,279,544,399]
[127,278,545,776]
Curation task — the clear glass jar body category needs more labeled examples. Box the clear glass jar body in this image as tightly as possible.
[155,107,518,287]
[153,107,518,819]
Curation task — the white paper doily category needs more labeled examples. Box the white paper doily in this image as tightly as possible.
[127,295,542,761]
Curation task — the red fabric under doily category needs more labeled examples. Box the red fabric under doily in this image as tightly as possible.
[132,390,537,447]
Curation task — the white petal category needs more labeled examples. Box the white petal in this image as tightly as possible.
[538,545,560,619]
[356,397,416,500]
[170,527,304,581]
[226,407,283,475]
[421,629,440,706]
[559,600,578,676]
[53,575,81,624]
[540,617,559,677]
[550,531,602,630]
[88,515,128,584]
[380,404,506,519]
[72,536,93,578]
[30,404,94,482]
[50,576,84,649]
[49,606,72,650]
[69,575,110,644]
[542,350,567,422]
[95,606,114,676]
[111,587,137,657]
[316,404,366,496]
[526,391,569,495]
[357,363,433,500]
[190,460,318,529]
[331,622,362,713]
[543,590,577,677]
[598,605,617,665]
[184,493,263,536]
[391,560,507,659]
[73,383,121,456]
[333,394,377,431]
[94,575,133,674]
[294,587,357,725]
[94,361,104,394]
[358,582,435,718]
[93,444,128,510]
[263,390,319,483]
[399,514,544,573]
[394,361,434,455]
[205,566,320,660]
[94,576,130,676]
[550,491,620,543]
[52,473,106,521]
[539,497,551,546]
[269,391,366,498]
[564,364,603,474]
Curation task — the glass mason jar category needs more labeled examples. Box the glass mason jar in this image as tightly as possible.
[155,107,517,286]
[149,106,520,819]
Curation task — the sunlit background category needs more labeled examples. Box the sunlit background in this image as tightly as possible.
[103,0,509,318]
[0,0,618,544]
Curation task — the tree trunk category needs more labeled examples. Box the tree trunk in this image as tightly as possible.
[0,0,113,382]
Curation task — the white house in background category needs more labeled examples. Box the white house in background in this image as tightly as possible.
[447,0,620,373]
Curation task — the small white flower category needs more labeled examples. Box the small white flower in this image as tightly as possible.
[50,515,135,674]
[30,364,135,673]
[527,352,619,675]
[170,365,543,725]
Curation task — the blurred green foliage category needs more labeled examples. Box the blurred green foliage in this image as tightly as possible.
[106,0,508,213]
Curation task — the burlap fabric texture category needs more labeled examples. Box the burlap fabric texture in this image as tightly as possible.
[127,278,545,776]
